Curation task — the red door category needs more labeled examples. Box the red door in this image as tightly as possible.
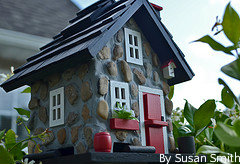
[143,93,168,154]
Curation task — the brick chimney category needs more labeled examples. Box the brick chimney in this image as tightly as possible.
[150,3,163,17]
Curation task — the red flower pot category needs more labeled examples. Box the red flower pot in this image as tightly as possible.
[94,132,112,152]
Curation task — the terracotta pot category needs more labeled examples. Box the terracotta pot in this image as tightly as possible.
[94,132,112,152]
[177,136,196,154]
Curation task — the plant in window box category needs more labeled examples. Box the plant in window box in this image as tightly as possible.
[110,103,139,130]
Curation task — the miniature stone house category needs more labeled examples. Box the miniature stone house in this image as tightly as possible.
[1,0,194,157]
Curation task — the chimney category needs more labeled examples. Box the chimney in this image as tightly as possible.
[150,3,163,17]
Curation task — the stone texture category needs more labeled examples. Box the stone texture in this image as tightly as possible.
[97,100,109,120]
[34,127,45,135]
[84,127,93,146]
[130,83,138,98]
[71,126,81,144]
[62,68,75,81]
[28,98,39,110]
[38,107,47,123]
[98,46,110,59]
[165,98,173,115]
[57,128,66,145]
[78,64,88,80]
[162,81,170,95]
[115,131,127,141]
[34,144,41,154]
[76,142,86,154]
[80,81,92,102]
[115,30,123,42]
[152,53,159,67]
[27,112,36,130]
[28,140,35,154]
[167,119,173,132]
[133,68,146,85]
[169,136,176,153]
[98,77,109,96]
[82,104,91,121]
[32,81,41,94]
[65,84,78,105]
[143,42,151,56]
[132,138,142,146]
[107,61,118,76]
[67,112,79,126]
[43,131,55,145]
[144,63,152,78]
[40,83,48,100]
[120,60,132,82]
[113,44,123,60]
[153,71,160,83]
[132,102,139,118]
[48,73,61,88]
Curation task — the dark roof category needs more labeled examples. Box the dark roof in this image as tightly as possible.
[1,0,194,92]
[0,0,79,38]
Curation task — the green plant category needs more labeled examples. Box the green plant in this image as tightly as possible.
[190,1,240,160]
[173,99,216,138]
[113,102,138,121]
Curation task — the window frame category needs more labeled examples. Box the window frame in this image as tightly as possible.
[124,28,143,65]
[110,81,130,112]
[49,87,64,127]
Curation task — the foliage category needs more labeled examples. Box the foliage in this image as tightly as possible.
[0,106,51,164]
[113,102,138,121]
[177,1,240,161]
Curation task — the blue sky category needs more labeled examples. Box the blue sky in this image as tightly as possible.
[73,0,240,109]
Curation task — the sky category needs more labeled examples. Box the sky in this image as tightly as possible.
[72,0,240,109]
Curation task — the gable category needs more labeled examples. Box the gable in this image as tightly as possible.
[1,0,194,92]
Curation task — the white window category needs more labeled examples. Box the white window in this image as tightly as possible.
[124,28,143,65]
[49,87,64,127]
[110,81,130,111]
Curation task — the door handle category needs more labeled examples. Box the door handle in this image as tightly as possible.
[144,120,168,127]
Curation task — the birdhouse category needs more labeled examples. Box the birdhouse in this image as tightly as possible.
[1,0,194,162]
[161,60,177,79]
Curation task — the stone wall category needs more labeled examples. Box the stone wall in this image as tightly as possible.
[27,18,175,154]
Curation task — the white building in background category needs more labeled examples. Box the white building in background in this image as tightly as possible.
[0,0,80,138]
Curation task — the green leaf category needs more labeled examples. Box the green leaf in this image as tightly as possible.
[215,122,240,147]
[183,100,197,127]
[5,129,16,150]
[233,119,240,137]
[221,87,234,108]
[222,2,240,45]
[21,87,31,93]
[205,127,214,142]
[0,145,14,164]
[168,86,174,100]
[178,125,194,137]
[0,129,5,141]
[14,108,30,118]
[196,145,228,155]
[221,59,240,81]
[193,100,216,132]
[194,35,234,55]
[218,78,240,105]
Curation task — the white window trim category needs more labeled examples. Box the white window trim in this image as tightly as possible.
[124,28,143,65]
[110,81,130,112]
[49,87,64,127]
[138,86,168,154]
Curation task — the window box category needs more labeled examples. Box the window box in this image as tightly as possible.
[110,118,139,130]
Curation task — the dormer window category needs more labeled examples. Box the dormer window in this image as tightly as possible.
[49,87,64,127]
[124,28,143,65]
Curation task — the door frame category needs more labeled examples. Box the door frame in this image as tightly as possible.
[138,86,168,154]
